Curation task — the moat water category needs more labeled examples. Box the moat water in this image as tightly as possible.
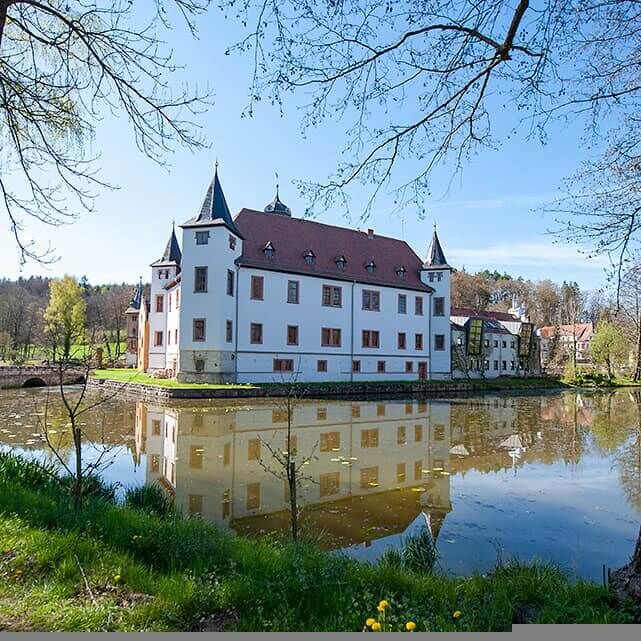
[1,387,640,580]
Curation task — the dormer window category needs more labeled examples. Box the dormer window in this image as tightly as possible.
[365,260,376,274]
[304,249,315,265]
[335,255,347,272]
[263,241,275,259]
[395,266,407,280]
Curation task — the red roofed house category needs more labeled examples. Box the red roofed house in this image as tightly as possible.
[133,167,452,383]
[539,323,594,367]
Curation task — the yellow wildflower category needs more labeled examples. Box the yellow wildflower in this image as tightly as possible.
[377,600,390,612]
[453,610,462,619]
[113,574,121,583]
[406,622,416,631]
[366,618,376,627]
[371,622,382,631]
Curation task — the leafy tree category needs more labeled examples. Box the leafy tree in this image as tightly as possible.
[44,276,87,361]
[0,0,212,264]
[591,321,628,380]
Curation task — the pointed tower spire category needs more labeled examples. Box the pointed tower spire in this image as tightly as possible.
[181,163,243,236]
[128,277,145,310]
[424,226,449,268]
[157,225,182,266]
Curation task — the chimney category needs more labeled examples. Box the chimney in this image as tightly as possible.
[367,228,374,239]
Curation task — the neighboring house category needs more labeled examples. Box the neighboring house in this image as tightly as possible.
[539,323,594,367]
[130,166,452,383]
[124,279,144,368]
[450,305,541,378]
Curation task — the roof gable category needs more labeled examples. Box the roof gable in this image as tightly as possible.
[233,209,433,292]
[539,323,594,340]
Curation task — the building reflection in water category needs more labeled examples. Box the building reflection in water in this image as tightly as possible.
[135,399,455,553]
[134,396,561,556]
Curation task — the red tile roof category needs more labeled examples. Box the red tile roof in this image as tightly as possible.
[233,209,433,292]
[451,307,520,323]
[539,323,594,341]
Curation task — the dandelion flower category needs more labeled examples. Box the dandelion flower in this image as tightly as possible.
[378,600,389,611]
[371,622,382,631]
[453,610,462,619]
[406,622,416,631]
[113,574,121,583]
[366,618,376,627]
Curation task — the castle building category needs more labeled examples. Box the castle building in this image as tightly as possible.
[128,166,452,383]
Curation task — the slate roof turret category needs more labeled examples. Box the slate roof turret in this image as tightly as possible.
[151,225,182,267]
[424,226,449,268]
[182,164,243,237]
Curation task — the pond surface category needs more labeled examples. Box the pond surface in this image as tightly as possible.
[1,387,640,581]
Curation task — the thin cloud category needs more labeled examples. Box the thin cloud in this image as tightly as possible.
[430,192,558,211]
[448,243,609,270]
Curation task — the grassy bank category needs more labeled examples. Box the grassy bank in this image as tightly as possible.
[91,369,255,389]
[0,453,636,631]
[92,368,569,392]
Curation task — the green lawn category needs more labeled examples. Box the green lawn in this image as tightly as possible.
[91,369,641,393]
[91,369,569,391]
[91,369,256,389]
[0,452,635,631]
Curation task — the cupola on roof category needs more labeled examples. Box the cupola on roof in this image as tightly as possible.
[264,185,292,216]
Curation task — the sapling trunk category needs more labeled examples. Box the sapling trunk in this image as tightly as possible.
[632,526,641,574]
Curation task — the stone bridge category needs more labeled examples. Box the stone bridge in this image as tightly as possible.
[0,366,87,390]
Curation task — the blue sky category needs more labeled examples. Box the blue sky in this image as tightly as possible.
[0,9,610,290]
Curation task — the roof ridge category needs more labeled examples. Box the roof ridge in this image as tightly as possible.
[235,208,424,263]
[236,208,414,243]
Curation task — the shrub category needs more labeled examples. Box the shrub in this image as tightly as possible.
[380,525,437,575]
[124,483,175,517]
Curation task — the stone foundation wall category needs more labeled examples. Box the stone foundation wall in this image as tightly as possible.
[87,376,565,401]
[177,349,235,384]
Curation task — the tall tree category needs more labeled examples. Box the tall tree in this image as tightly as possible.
[560,281,585,371]
[0,0,212,264]
[44,276,87,360]
[617,265,641,381]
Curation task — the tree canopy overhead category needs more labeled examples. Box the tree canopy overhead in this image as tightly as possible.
[0,0,212,264]
[224,0,641,264]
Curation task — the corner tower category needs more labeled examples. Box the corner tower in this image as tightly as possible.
[420,225,452,380]
[148,225,181,371]
[178,164,244,383]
